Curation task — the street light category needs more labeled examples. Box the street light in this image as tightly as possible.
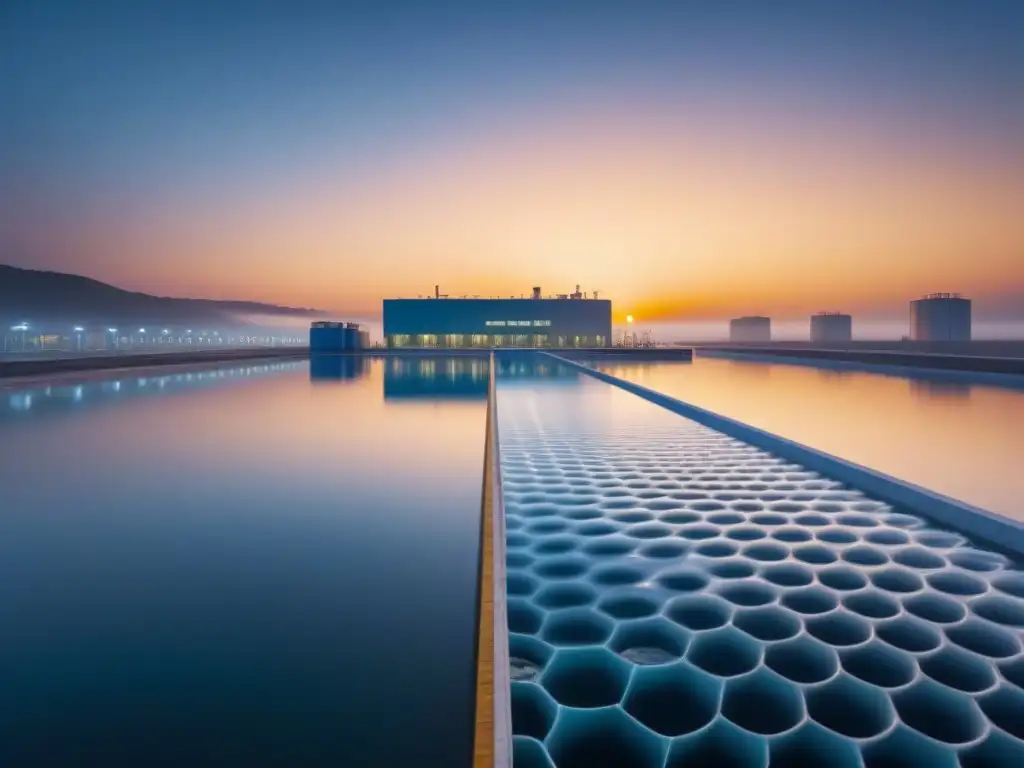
[10,323,29,352]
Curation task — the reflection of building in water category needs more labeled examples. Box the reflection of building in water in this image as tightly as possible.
[2,363,300,417]
[309,354,371,382]
[383,356,489,400]
[496,358,580,382]
[909,379,971,400]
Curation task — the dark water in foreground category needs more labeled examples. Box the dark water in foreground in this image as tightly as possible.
[0,357,486,766]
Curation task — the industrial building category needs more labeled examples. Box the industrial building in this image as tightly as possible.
[729,316,771,343]
[309,321,369,351]
[382,286,611,348]
[910,293,971,342]
[811,312,853,343]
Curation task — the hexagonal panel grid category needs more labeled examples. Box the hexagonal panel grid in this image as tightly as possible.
[497,366,1024,767]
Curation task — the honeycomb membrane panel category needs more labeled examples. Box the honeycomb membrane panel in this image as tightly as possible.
[496,369,1024,766]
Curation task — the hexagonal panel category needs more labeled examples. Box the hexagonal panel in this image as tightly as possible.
[510,634,555,682]
[721,667,804,735]
[541,608,614,646]
[512,736,555,768]
[781,585,839,615]
[760,562,815,587]
[540,647,631,708]
[665,594,732,631]
[840,639,917,688]
[508,598,545,634]
[893,678,987,744]
[920,644,997,693]
[714,580,776,607]
[806,672,896,738]
[598,588,663,619]
[608,616,690,666]
[979,684,1024,739]
[770,722,863,768]
[861,725,961,768]
[534,582,598,610]
[623,662,721,736]
[510,682,558,740]
[665,719,768,768]
[766,635,839,684]
[687,626,762,677]
[733,605,802,642]
[546,706,667,768]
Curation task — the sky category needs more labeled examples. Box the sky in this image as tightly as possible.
[2,0,1023,335]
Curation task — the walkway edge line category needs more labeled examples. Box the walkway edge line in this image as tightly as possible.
[489,353,513,768]
[544,352,1024,557]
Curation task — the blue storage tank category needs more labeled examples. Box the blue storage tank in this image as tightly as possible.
[310,322,348,351]
[343,323,359,350]
[310,321,366,351]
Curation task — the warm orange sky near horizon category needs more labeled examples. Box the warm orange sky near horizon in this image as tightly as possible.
[5,2,1023,325]
[39,105,1023,323]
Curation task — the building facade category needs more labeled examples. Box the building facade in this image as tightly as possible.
[729,316,771,343]
[383,296,612,348]
[910,294,971,342]
[810,312,853,343]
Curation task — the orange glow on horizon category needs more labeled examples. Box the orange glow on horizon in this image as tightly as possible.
[23,102,1024,321]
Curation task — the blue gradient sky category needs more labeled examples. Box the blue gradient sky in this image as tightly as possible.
[3,0,1023,329]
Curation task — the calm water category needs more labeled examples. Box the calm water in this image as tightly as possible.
[593,357,1024,521]
[0,357,486,766]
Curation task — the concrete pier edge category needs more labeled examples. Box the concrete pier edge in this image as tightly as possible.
[699,346,1024,377]
[544,352,1024,558]
[473,353,512,768]
[489,352,513,768]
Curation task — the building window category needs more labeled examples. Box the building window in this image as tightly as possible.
[389,334,411,348]
[418,334,438,348]
[492,335,505,347]
[556,336,567,348]
[513,334,530,347]
[470,334,489,347]
[443,334,465,348]
[594,335,606,347]
[533,334,548,347]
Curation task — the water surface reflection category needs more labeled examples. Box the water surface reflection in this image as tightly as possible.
[0,358,484,766]
[592,358,1024,521]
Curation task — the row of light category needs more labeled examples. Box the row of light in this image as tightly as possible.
[8,324,275,338]
[11,323,199,334]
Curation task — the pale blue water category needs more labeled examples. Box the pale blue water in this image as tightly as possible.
[0,358,485,766]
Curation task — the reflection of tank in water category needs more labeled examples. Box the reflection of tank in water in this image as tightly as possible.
[383,356,490,400]
[908,378,971,400]
[309,354,370,382]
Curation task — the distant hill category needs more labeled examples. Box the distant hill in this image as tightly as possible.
[0,264,326,326]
